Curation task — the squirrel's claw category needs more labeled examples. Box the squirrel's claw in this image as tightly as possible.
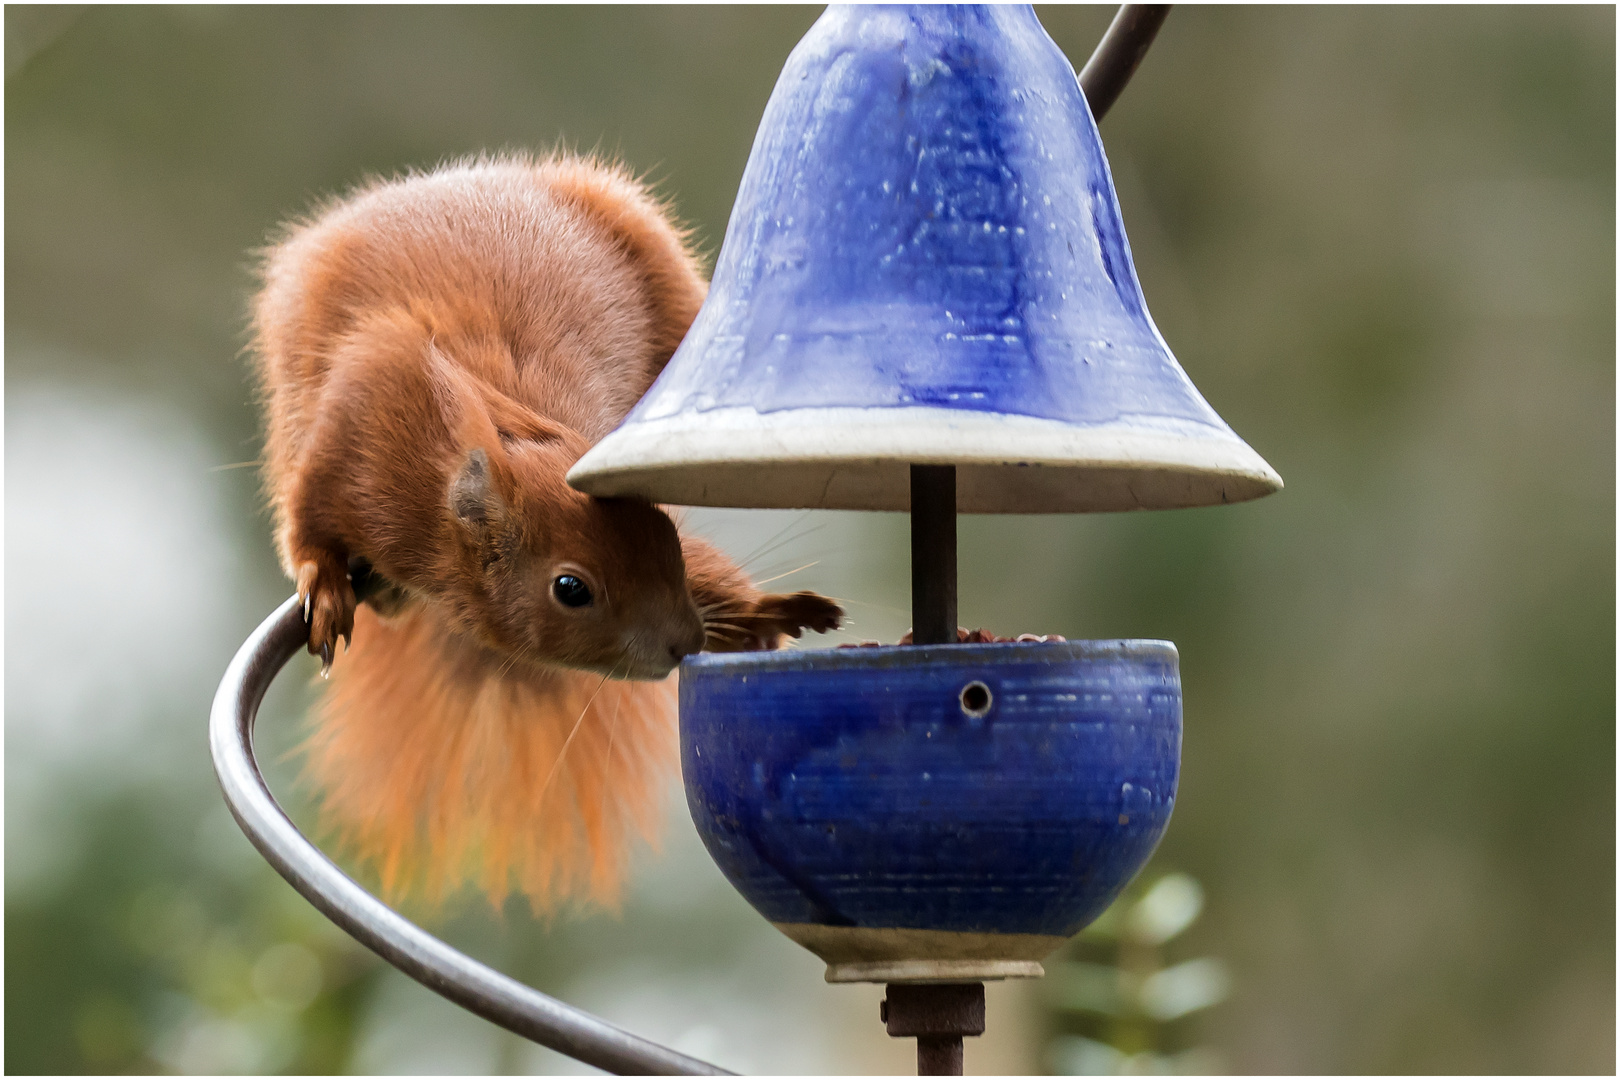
[699,591,844,653]
[748,591,846,649]
[295,556,356,672]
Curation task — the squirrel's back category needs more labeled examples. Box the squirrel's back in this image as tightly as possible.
[256,154,705,505]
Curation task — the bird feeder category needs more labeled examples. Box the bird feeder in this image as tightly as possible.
[212,5,1278,1076]
[568,4,1279,1072]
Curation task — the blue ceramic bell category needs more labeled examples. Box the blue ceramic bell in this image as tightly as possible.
[569,3,1280,512]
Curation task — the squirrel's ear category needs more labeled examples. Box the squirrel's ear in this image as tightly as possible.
[449,448,505,528]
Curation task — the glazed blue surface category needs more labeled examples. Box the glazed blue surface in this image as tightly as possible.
[681,642,1181,937]
[627,4,1228,436]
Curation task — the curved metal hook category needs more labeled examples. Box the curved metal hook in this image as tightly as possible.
[208,595,732,1076]
[207,7,1165,1074]
[1081,5,1172,123]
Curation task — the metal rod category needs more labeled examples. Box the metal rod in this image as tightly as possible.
[1079,4,1172,122]
[910,464,958,644]
[916,1038,965,1076]
[208,595,732,1077]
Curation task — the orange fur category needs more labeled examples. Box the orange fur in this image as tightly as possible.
[304,605,676,912]
[251,152,842,912]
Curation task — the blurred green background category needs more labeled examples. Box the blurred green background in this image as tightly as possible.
[6,4,1613,1074]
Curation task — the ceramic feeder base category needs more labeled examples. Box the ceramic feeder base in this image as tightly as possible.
[773,923,1061,984]
[827,959,1045,985]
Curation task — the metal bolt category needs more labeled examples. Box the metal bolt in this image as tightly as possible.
[881,983,985,1076]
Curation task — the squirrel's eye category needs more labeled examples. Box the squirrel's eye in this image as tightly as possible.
[552,575,593,608]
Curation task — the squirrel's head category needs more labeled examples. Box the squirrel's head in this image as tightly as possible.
[443,443,705,680]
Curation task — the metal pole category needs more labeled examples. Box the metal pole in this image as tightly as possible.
[910,465,958,645]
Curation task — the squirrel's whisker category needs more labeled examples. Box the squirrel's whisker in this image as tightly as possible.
[741,522,832,577]
[492,644,525,682]
[823,595,909,617]
[731,512,814,571]
[536,663,618,811]
[750,560,821,587]
[600,685,627,778]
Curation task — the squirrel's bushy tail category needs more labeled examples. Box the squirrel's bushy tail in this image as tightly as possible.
[300,604,678,913]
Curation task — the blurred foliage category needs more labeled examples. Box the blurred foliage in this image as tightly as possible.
[7,798,375,1074]
[1044,872,1230,1074]
[5,4,1614,1075]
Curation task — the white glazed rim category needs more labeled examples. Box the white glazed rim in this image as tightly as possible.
[568,404,1283,513]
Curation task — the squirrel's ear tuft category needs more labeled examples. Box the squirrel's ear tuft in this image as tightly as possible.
[449,447,504,527]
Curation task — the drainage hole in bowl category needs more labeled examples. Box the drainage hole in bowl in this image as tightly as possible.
[960,681,993,718]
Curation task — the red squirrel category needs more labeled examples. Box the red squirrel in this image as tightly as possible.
[251,153,842,911]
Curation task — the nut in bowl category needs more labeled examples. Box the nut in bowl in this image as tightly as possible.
[679,638,1181,983]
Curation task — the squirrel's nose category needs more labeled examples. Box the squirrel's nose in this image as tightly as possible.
[669,617,706,664]
[668,634,701,664]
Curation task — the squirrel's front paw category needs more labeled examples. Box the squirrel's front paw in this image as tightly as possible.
[295,556,356,674]
[750,591,844,647]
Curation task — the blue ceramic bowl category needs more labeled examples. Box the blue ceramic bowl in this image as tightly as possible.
[680,640,1180,982]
